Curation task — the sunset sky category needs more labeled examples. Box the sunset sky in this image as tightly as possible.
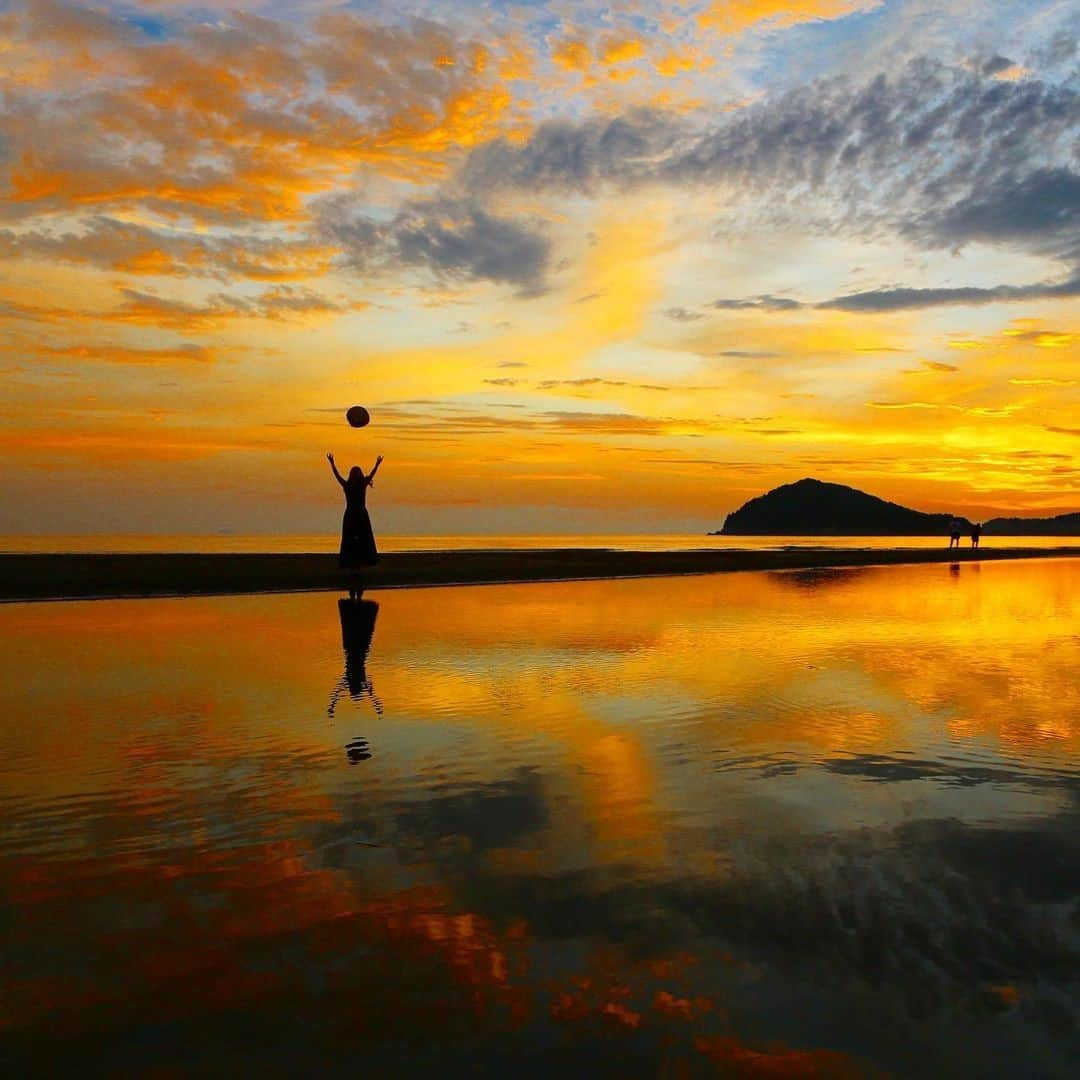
[2,0,1077,536]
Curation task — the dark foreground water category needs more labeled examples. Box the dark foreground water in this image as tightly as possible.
[1,560,1078,1077]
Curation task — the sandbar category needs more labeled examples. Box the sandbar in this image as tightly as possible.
[1,546,1078,602]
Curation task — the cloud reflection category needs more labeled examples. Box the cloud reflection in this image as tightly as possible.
[1,560,1078,1070]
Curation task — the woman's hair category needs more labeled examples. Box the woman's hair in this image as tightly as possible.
[348,465,363,482]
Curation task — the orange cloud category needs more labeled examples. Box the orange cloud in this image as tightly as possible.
[0,221,335,281]
[701,1,878,32]
[552,38,591,72]
[36,343,218,366]
[598,36,645,65]
[0,427,268,464]
[0,8,526,227]
[654,50,701,77]
[991,63,1029,82]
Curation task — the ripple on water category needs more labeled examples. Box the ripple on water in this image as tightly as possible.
[0,560,1078,1075]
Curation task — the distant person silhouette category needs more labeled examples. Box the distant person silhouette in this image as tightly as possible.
[970,522,982,548]
[329,596,383,762]
[948,518,964,549]
[328,451,382,599]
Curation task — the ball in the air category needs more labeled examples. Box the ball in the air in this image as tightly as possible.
[346,405,370,428]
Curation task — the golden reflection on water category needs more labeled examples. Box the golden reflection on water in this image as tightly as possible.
[1,559,1078,1074]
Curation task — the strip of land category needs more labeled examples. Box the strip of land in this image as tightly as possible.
[1,546,1078,601]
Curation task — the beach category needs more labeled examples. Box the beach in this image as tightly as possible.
[3,545,1078,601]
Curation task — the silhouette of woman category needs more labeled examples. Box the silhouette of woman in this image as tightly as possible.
[328,451,382,599]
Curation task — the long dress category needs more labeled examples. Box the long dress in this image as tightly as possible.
[339,476,379,568]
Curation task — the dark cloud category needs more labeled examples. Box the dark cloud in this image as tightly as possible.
[663,306,705,321]
[697,273,1080,313]
[714,349,782,359]
[979,55,1016,77]
[460,109,681,195]
[710,294,803,311]
[1033,30,1077,68]
[393,204,549,294]
[320,197,550,294]
[421,50,1080,309]
[1005,326,1075,343]
[918,167,1080,258]
[902,359,959,373]
[818,273,1080,311]
[457,57,1078,267]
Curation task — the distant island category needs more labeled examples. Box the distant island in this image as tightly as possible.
[715,478,1079,536]
[983,512,1080,536]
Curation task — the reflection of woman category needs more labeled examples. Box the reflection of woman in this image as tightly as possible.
[328,597,383,720]
[327,451,382,599]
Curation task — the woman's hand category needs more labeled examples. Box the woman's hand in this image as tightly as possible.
[327,452,335,464]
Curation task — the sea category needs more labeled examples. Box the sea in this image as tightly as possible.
[1,532,1075,553]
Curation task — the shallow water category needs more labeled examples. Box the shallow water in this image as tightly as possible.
[1,560,1078,1076]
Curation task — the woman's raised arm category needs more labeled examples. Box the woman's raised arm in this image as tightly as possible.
[327,452,346,487]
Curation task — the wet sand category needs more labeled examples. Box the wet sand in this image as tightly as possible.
[2,546,1078,601]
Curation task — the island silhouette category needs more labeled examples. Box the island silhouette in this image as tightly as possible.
[983,511,1080,536]
[717,478,1079,537]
